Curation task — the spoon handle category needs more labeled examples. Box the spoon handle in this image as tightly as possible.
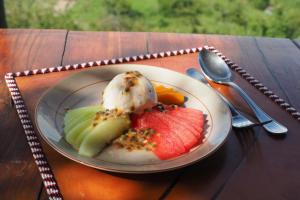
[227,82,288,134]
[186,68,255,128]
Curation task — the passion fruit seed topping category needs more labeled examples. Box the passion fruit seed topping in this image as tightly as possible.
[123,71,141,93]
[155,103,166,112]
[93,108,127,122]
[113,128,157,151]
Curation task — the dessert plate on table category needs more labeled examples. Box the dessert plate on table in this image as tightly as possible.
[35,64,231,173]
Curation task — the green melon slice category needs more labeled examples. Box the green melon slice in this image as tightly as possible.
[64,105,103,135]
[64,105,102,123]
[78,117,130,157]
[65,118,93,150]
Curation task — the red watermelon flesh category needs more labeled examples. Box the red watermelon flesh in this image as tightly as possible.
[130,113,141,127]
[131,112,187,159]
[149,110,199,150]
[165,106,204,120]
[142,113,188,159]
[164,114,203,141]
[164,107,204,128]
[164,106,204,135]
[160,113,202,141]
[131,105,205,160]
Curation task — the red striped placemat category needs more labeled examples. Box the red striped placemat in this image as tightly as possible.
[5,46,300,199]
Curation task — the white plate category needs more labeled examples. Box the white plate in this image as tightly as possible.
[35,64,231,173]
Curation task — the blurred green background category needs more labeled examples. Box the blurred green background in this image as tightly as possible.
[4,0,300,38]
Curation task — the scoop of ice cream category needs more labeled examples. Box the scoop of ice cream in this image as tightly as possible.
[102,71,157,113]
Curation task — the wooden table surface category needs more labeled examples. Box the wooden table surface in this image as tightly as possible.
[0,29,300,200]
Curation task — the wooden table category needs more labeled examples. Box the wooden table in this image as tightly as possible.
[0,29,300,200]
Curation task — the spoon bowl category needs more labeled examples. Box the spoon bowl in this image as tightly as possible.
[198,48,288,135]
[199,49,232,83]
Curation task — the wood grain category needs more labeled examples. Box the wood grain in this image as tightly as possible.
[35,41,257,200]
[62,31,148,65]
[213,39,300,200]
[144,34,252,200]
[0,29,67,200]
[1,30,300,200]
[166,36,300,199]
[205,36,291,105]
[153,35,257,200]
[147,32,207,53]
[254,37,300,110]
[36,31,177,200]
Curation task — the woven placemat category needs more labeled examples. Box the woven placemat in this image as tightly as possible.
[5,46,300,200]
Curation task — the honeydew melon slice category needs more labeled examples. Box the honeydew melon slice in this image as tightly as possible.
[64,105,103,134]
[65,119,93,150]
[79,117,130,157]
[64,105,102,123]
[73,125,93,150]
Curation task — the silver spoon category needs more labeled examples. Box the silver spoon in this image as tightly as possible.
[198,49,288,135]
[187,68,255,128]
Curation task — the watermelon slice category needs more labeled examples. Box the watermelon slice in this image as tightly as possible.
[151,111,199,150]
[131,104,205,160]
[164,105,204,120]
[163,113,203,141]
[132,112,187,160]
[163,106,204,139]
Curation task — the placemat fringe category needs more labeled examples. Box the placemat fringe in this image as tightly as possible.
[4,45,299,199]
[5,74,63,200]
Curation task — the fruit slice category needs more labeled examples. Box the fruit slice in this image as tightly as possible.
[165,106,204,120]
[141,112,187,151]
[170,115,203,137]
[150,128,187,160]
[162,113,202,141]
[157,92,185,106]
[65,119,93,150]
[155,85,173,93]
[154,85,185,105]
[131,112,187,160]
[64,105,103,124]
[64,105,103,134]
[164,106,204,131]
[131,104,205,160]
[156,112,199,150]
[163,106,204,138]
[79,117,130,157]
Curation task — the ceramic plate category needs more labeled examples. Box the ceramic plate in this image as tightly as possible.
[35,64,231,173]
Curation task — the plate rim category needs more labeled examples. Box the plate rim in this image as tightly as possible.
[34,64,232,174]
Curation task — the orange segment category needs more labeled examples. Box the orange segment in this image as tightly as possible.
[157,92,185,105]
[154,85,185,105]
[155,85,173,93]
